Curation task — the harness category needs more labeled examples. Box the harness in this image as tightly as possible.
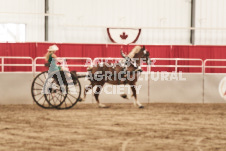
[87,57,143,84]
[117,57,142,84]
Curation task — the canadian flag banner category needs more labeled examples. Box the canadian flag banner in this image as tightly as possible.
[107,28,141,44]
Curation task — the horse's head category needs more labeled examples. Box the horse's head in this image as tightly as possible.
[120,46,151,65]
[140,46,151,65]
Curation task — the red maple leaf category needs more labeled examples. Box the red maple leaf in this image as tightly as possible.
[120,32,128,40]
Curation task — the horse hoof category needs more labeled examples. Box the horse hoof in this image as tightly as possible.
[98,104,107,108]
[78,98,84,102]
[120,94,128,99]
[139,106,144,109]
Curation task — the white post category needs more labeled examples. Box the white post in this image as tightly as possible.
[148,63,151,104]
[2,57,4,72]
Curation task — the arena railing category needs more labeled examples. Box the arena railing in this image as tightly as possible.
[93,57,203,73]
[93,57,122,64]
[0,57,204,74]
[144,58,204,73]
[0,56,33,73]
[33,57,93,76]
[204,59,226,73]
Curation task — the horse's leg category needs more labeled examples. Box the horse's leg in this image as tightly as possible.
[120,86,128,99]
[81,84,93,101]
[94,84,106,108]
[130,85,144,108]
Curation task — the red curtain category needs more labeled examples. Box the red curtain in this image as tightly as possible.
[0,43,226,72]
[0,43,36,71]
[172,46,226,73]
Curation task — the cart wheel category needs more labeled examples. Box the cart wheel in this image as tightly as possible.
[43,71,67,108]
[56,74,81,109]
[43,71,81,109]
[31,71,53,109]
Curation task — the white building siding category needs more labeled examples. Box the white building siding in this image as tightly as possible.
[0,0,225,45]
[0,0,45,42]
[48,0,191,44]
[195,0,226,45]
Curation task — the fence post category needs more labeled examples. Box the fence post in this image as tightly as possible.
[2,57,4,72]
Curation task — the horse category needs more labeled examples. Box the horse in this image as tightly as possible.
[82,45,151,108]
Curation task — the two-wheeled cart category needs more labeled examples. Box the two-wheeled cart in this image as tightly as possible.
[31,70,85,109]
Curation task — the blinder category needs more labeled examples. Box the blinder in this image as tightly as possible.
[142,49,151,65]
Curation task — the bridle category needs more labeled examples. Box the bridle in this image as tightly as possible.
[142,48,151,65]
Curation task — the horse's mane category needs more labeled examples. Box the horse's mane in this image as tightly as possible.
[128,46,141,58]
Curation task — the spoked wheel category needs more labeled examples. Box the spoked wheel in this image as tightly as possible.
[43,78,67,108]
[56,76,81,109]
[43,71,82,109]
[31,71,53,109]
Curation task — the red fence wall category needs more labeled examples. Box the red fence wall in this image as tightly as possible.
[0,43,226,72]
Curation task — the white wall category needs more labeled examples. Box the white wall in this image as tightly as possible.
[0,0,225,45]
[195,0,226,45]
[1,72,225,105]
[0,73,34,104]
[0,0,45,42]
[204,74,226,103]
[49,0,191,44]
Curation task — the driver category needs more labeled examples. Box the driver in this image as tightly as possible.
[44,45,76,93]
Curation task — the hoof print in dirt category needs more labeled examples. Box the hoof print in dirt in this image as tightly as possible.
[99,106,110,108]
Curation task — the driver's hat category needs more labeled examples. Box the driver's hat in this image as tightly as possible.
[48,45,59,51]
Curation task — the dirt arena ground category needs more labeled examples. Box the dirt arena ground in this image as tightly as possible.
[0,103,226,151]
